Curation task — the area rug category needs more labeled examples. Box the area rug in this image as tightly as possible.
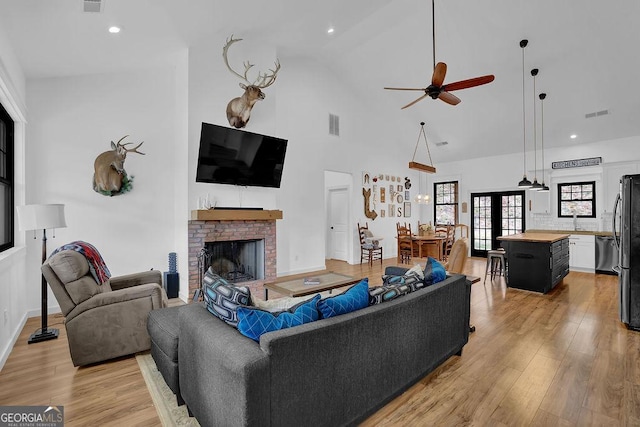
[136,352,200,427]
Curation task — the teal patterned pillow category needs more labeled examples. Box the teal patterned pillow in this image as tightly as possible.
[370,271,424,305]
[423,257,446,285]
[236,294,321,342]
[202,268,252,327]
[317,279,369,318]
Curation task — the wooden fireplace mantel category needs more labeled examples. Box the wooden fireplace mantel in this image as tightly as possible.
[190,209,283,221]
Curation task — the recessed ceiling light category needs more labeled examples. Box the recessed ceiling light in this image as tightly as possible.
[327,27,334,34]
[570,134,577,139]
[108,26,121,34]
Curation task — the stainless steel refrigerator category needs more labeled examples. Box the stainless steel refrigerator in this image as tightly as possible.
[613,174,640,330]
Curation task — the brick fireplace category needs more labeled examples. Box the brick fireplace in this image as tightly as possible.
[188,210,283,299]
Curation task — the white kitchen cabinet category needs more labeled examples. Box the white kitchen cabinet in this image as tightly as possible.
[568,234,595,271]
[530,189,550,213]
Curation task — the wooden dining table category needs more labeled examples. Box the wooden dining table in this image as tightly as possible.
[411,234,446,260]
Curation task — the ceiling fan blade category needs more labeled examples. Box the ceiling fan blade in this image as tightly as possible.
[384,87,427,91]
[438,91,461,105]
[401,94,430,109]
[442,75,495,92]
[432,62,447,87]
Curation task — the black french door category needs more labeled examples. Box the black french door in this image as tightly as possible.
[471,191,526,257]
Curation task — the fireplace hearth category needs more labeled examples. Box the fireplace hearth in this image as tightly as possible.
[188,210,282,300]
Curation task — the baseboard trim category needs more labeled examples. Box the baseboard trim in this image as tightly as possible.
[0,311,28,372]
[278,264,327,277]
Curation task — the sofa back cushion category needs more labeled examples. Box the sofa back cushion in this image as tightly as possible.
[49,250,102,305]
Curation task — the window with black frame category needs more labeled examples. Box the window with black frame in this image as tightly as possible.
[557,181,596,218]
[434,181,458,225]
[0,101,14,253]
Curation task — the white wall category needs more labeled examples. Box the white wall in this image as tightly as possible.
[0,24,28,369]
[187,39,421,273]
[24,65,187,310]
[426,135,640,233]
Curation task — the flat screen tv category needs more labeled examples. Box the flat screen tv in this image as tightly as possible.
[196,122,288,188]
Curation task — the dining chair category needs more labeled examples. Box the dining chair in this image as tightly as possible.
[435,224,455,261]
[396,222,413,264]
[454,223,469,240]
[358,222,383,266]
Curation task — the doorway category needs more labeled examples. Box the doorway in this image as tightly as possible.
[328,187,349,261]
[325,170,352,262]
[470,190,525,257]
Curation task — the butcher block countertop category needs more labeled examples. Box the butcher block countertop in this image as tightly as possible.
[497,232,570,243]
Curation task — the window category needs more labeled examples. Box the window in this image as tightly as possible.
[0,101,14,253]
[434,181,458,225]
[557,181,596,218]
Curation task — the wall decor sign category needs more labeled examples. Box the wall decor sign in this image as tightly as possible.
[551,157,602,169]
[362,188,378,220]
[362,171,371,186]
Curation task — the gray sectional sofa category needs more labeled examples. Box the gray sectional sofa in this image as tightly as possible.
[177,273,471,427]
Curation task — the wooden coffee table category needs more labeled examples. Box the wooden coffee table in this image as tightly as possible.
[263,272,360,300]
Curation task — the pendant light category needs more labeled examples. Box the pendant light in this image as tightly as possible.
[538,93,550,192]
[517,40,532,188]
[529,68,542,191]
[411,121,434,203]
[409,122,436,173]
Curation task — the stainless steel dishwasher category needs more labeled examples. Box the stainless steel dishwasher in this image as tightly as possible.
[595,235,617,275]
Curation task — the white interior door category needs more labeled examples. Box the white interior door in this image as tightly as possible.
[329,188,349,261]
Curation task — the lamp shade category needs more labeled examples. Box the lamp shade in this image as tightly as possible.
[16,204,67,231]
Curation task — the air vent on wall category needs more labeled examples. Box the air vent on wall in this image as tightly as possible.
[585,109,609,119]
[329,113,340,136]
[84,0,103,13]
[435,141,448,147]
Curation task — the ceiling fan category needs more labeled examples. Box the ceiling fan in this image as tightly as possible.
[384,0,495,109]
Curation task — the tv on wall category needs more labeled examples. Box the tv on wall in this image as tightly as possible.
[196,122,288,188]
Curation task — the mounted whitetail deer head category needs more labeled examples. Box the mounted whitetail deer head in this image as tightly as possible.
[93,135,145,196]
[223,35,281,129]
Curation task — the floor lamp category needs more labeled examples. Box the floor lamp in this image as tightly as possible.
[16,204,67,344]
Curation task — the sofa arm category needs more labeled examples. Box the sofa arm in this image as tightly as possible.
[109,269,162,291]
[66,283,167,323]
[384,266,410,276]
[178,304,270,426]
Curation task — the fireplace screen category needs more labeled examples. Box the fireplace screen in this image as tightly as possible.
[204,239,265,284]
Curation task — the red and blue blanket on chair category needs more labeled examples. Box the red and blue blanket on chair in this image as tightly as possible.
[51,241,112,285]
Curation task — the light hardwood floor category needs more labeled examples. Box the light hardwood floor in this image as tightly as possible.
[1,257,638,426]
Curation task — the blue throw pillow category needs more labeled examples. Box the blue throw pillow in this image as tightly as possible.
[202,268,252,327]
[236,294,321,342]
[317,278,369,318]
[423,257,446,285]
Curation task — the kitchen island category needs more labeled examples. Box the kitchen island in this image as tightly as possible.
[497,233,570,294]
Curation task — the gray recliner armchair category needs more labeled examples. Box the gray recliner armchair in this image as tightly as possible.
[42,250,168,366]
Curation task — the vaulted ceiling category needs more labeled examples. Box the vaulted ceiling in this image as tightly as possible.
[1,0,638,163]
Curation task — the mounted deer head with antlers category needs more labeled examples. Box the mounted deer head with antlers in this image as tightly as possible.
[93,135,145,196]
[223,35,281,129]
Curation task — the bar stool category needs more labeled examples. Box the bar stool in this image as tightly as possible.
[484,248,506,283]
